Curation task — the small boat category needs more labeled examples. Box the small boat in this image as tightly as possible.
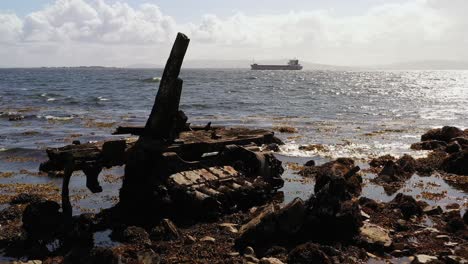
[251,59,303,70]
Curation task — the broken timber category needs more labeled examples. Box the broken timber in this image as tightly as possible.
[39,33,285,222]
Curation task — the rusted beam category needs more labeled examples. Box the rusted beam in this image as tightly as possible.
[145,33,190,139]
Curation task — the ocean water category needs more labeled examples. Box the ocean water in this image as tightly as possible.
[0,68,467,214]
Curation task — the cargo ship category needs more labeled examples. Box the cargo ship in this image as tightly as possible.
[250,59,303,70]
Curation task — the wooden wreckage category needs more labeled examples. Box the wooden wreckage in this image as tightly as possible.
[39,33,284,224]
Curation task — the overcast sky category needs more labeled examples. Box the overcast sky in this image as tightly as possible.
[0,0,467,67]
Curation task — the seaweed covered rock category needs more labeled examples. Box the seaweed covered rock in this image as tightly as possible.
[410,140,447,151]
[441,149,468,175]
[22,201,62,240]
[369,155,395,168]
[414,151,448,175]
[389,193,422,219]
[10,193,45,205]
[372,155,417,194]
[300,158,362,198]
[236,198,306,248]
[421,126,464,142]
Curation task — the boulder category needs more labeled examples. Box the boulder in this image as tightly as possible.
[421,126,464,142]
[236,198,306,248]
[446,142,461,153]
[117,226,151,245]
[369,155,396,168]
[288,243,331,264]
[22,201,62,240]
[389,194,422,219]
[150,218,180,241]
[410,140,447,151]
[443,210,465,233]
[442,149,468,175]
[359,222,392,249]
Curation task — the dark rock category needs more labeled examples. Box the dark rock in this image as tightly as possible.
[369,155,395,168]
[451,137,468,147]
[88,247,120,264]
[443,210,465,233]
[415,151,448,175]
[288,242,331,264]
[421,126,464,142]
[446,142,461,153]
[264,143,280,152]
[236,198,306,248]
[301,158,361,198]
[0,205,23,222]
[464,211,468,225]
[410,140,447,151]
[423,205,443,216]
[304,160,315,167]
[150,218,180,241]
[22,201,62,240]
[8,114,24,121]
[116,226,151,245]
[442,149,468,175]
[359,197,380,211]
[264,246,288,259]
[10,193,45,205]
[389,194,422,219]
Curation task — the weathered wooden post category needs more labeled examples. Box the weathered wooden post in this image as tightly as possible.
[144,33,190,140]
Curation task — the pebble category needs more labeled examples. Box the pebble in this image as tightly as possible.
[219,223,238,233]
[245,246,255,256]
[184,235,197,244]
[259,257,285,264]
[199,236,215,243]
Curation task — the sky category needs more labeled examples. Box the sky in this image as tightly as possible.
[0,0,467,67]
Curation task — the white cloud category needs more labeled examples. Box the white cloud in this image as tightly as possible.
[0,0,467,66]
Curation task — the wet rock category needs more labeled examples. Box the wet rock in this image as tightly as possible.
[421,126,464,142]
[236,198,306,248]
[150,218,180,241]
[8,114,24,121]
[413,254,438,263]
[389,194,422,219]
[423,205,443,216]
[10,193,45,205]
[259,257,285,264]
[415,151,447,175]
[442,149,468,175]
[264,246,288,259]
[119,226,151,245]
[451,137,468,148]
[302,158,361,197]
[358,197,381,211]
[445,203,460,210]
[303,160,315,167]
[264,143,280,152]
[359,222,392,249]
[136,249,161,264]
[22,201,62,240]
[464,211,468,225]
[369,155,396,168]
[0,205,23,222]
[446,141,461,153]
[288,242,331,264]
[410,140,447,151]
[443,210,465,233]
[303,165,363,241]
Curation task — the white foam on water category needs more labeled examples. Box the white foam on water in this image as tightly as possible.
[98,96,109,101]
[42,115,74,121]
[280,141,430,160]
[47,98,56,101]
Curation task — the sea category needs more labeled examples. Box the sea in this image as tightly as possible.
[0,68,467,219]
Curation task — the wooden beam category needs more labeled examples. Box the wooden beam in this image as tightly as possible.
[145,33,190,139]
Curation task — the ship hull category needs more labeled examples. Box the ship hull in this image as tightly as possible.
[250,64,303,70]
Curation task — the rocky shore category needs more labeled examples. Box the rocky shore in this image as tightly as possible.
[0,126,466,264]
